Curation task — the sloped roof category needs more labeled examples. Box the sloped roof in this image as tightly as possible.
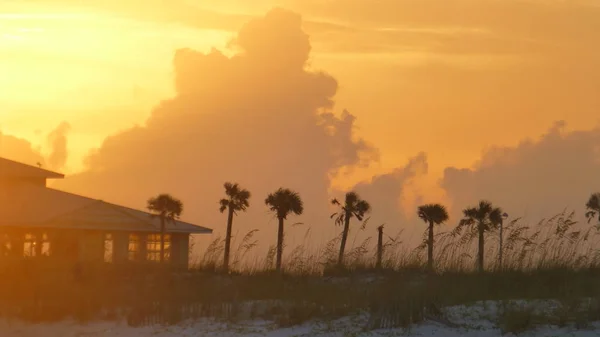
[0,157,64,179]
[0,182,212,234]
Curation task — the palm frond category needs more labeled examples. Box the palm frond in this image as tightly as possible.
[219,199,229,213]
[265,187,304,219]
[417,203,449,225]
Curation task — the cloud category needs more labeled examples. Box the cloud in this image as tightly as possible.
[55,8,379,251]
[0,132,45,166]
[46,121,71,171]
[441,121,600,222]
[291,0,600,61]
[351,152,428,229]
[23,0,600,62]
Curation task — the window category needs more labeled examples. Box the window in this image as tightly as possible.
[146,234,170,262]
[128,234,140,261]
[24,233,50,257]
[0,234,11,257]
[23,233,36,257]
[40,233,50,256]
[104,234,113,263]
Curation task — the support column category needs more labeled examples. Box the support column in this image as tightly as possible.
[139,234,147,263]
[113,232,129,263]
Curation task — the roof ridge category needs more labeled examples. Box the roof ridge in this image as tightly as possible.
[102,202,158,231]
[44,187,206,230]
[0,157,64,178]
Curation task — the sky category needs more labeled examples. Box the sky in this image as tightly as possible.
[2,0,600,253]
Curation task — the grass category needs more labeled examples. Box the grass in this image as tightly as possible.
[0,211,600,334]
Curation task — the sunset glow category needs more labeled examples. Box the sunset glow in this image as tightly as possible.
[3,3,600,333]
[2,0,600,245]
[1,4,233,171]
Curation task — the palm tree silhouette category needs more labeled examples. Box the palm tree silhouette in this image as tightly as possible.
[458,200,503,272]
[585,193,600,224]
[147,194,183,263]
[265,188,304,272]
[417,204,449,271]
[331,192,371,267]
[219,182,251,272]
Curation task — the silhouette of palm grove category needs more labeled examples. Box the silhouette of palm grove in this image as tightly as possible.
[155,185,600,275]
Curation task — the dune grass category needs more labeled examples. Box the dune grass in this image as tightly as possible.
[0,211,600,331]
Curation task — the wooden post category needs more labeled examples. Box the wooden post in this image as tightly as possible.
[376,225,384,269]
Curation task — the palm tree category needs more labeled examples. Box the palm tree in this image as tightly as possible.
[219,182,251,272]
[585,193,600,223]
[331,192,371,266]
[458,200,503,273]
[265,188,304,272]
[417,204,449,271]
[147,194,184,263]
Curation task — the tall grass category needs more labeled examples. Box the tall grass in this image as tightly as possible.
[1,211,600,328]
[193,210,600,275]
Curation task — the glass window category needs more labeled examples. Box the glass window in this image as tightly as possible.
[104,233,113,263]
[23,233,36,257]
[146,234,170,262]
[0,234,11,256]
[40,233,50,256]
[23,233,50,257]
[128,234,140,261]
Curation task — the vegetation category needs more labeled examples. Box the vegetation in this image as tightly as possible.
[219,182,251,272]
[456,200,504,273]
[0,206,600,332]
[331,192,371,267]
[3,186,600,334]
[417,204,449,271]
[264,188,304,272]
[585,192,600,223]
[147,194,183,263]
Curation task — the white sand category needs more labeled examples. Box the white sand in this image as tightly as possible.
[1,301,600,337]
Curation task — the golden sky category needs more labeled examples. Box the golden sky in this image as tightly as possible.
[2,0,600,248]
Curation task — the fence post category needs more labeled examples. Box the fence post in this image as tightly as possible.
[376,225,384,269]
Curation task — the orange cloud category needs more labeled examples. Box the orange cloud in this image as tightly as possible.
[46,121,71,171]
[0,132,45,167]
[441,122,600,222]
[55,8,378,251]
[351,153,428,230]
[0,122,71,170]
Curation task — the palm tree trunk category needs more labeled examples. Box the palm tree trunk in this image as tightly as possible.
[478,222,485,272]
[338,212,351,266]
[428,221,434,271]
[276,216,285,272]
[223,206,235,272]
[160,215,165,263]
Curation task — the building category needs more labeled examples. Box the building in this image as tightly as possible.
[0,157,212,268]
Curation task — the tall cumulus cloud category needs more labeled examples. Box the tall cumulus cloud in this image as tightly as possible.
[55,8,382,251]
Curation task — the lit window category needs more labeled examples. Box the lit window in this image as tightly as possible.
[104,234,113,263]
[40,233,50,256]
[23,233,36,257]
[128,234,140,261]
[24,233,50,257]
[146,234,170,262]
[0,234,11,256]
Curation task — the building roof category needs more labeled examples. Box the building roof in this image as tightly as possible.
[0,157,64,179]
[0,158,212,234]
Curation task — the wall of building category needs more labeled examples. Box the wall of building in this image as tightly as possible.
[0,228,191,269]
